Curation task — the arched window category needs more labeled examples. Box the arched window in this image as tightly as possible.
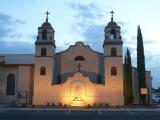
[6,74,15,95]
[42,30,47,40]
[110,29,116,40]
[40,67,46,75]
[111,47,117,56]
[111,67,117,76]
[74,56,85,61]
[41,47,46,56]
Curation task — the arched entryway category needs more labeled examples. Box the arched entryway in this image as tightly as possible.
[70,80,85,106]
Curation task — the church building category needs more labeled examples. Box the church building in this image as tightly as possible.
[0,12,152,106]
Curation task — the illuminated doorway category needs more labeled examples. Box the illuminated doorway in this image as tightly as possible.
[71,84,85,107]
[73,86,82,101]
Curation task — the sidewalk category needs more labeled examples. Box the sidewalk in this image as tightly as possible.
[0,104,10,108]
[1,103,160,111]
[1,107,160,112]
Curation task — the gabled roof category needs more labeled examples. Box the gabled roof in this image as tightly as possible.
[0,54,35,65]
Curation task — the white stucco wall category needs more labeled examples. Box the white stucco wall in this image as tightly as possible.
[60,42,100,74]
[0,65,34,104]
[33,42,124,106]
[132,68,152,104]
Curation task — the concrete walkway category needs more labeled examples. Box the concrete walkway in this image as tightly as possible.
[1,108,160,120]
[1,107,160,112]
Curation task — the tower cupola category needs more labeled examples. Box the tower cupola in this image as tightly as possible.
[104,10,122,46]
[36,11,55,44]
[35,11,56,57]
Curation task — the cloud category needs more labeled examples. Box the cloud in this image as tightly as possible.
[69,2,131,53]
[145,55,160,88]
[82,24,104,52]
[69,2,103,32]
[0,40,34,54]
[68,2,160,88]
[28,34,37,40]
[117,21,126,27]
[69,3,103,20]
[0,39,64,54]
[68,2,105,52]
[0,13,25,40]
[79,22,160,88]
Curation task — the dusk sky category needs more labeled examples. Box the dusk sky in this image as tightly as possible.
[0,0,159,88]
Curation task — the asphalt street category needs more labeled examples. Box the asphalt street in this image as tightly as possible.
[0,109,160,120]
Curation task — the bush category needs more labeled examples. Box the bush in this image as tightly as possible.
[93,103,96,107]
[51,102,55,107]
[105,103,109,107]
[59,102,62,107]
[99,103,103,107]
[46,102,50,107]
[87,104,91,108]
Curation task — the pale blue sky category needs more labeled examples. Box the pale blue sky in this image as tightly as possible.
[0,0,160,88]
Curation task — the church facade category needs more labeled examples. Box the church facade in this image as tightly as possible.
[0,13,152,106]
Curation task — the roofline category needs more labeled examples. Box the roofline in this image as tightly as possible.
[0,54,34,55]
[56,41,103,55]
[1,64,34,66]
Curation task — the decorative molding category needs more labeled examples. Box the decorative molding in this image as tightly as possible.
[1,64,34,66]
[51,71,105,85]
[35,56,55,58]
[57,41,103,55]
[103,41,123,46]
[104,55,122,57]
[35,41,56,47]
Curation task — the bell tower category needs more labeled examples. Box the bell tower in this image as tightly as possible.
[35,11,55,56]
[33,11,56,105]
[103,11,124,105]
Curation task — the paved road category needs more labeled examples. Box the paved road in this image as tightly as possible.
[0,109,160,120]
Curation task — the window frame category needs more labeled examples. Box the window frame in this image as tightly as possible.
[40,67,46,75]
[111,67,117,76]
[74,56,85,61]
[111,47,117,56]
[42,30,47,40]
[6,74,15,95]
[41,47,47,56]
[110,29,116,40]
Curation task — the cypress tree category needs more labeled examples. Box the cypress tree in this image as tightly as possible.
[124,53,128,104]
[126,48,133,104]
[137,25,146,105]
[124,48,133,105]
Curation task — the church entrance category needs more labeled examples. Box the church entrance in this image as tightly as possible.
[70,81,85,107]
[73,86,82,101]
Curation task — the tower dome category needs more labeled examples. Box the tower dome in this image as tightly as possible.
[41,11,53,29]
[42,21,52,27]
[104,10,122,45]
[36,11,55,42]
[106,10,118,28]
[107,21,118,28]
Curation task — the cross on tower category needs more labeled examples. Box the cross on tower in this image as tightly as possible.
[45,11,50,22]
[110,10,114,21]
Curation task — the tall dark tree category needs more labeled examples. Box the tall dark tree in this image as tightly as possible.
[137,25,146,105]
[126,48,133,104]
[124,48,133,105]
[124,54,127,104]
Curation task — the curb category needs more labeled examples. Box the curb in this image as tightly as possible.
[0,108,160,111]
